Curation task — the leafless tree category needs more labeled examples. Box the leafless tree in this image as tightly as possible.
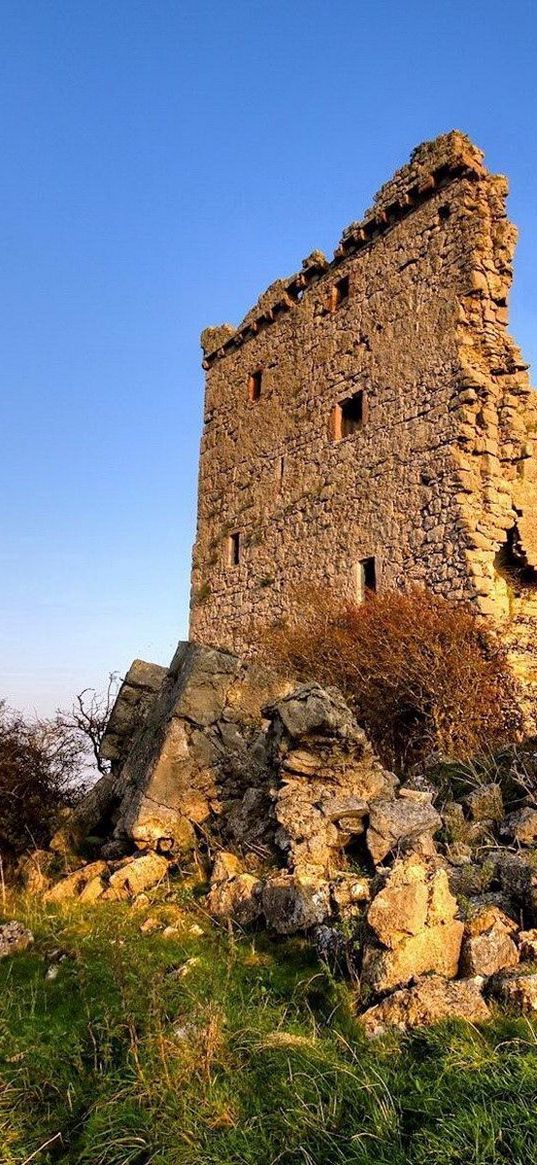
[58,673,120,776]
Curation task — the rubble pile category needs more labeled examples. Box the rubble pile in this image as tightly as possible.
[15,643,537,1036]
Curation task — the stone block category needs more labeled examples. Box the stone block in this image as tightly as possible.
[361,976,490,1037]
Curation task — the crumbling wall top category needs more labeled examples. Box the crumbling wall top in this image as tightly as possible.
[200,130,491,364]
[367,130,485,220]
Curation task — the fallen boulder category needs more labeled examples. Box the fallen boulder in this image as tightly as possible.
[107,852,169,899]
[361,975,490,1037]
[262,871,330,934]
[489,969,537,1014]
[62,642,284,861]
[100,660,167,767]
[207,873,262,927]
[460,904,519,977]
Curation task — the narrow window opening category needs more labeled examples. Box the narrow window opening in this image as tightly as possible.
[438,203,451,221]
[228,532,241,566]
[331,390,364,440]
[356,556,376,602]
[331,274,350,310]
[248,369,263,401]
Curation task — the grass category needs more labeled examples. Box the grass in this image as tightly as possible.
[2,884,537,1164]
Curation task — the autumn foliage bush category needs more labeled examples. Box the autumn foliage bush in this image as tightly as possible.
[258,585,521,771]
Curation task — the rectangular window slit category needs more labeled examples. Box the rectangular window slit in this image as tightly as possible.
[356,556,376,602]
[248,369,263,401]
[331,390,364,440]
[229,532,241,566]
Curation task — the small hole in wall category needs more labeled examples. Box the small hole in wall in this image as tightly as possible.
[287,282,304,303]
[228,532,241,567]
[438,204,451,221]
[342,831,374,874]
[495,528,537,593]
[248,369,263,401]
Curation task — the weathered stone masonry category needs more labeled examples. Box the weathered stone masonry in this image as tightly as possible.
[190,131,537,676]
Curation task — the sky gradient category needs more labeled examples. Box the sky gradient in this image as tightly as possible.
[1,0,536,716]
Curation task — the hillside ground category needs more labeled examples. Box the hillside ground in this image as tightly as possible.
[2,879,537,1165]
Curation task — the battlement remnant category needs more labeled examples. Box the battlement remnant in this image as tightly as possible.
[190,131,537,675]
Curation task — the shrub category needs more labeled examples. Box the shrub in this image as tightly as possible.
[0,702,86,871]
[258,585,521,770]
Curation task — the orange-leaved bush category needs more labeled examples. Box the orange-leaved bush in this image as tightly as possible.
[257,585,521,771]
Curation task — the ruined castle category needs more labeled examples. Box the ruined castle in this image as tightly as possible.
[31,135,537,1036]
[190,131,537,680]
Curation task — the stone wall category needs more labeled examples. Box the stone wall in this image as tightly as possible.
[190,131,537,675]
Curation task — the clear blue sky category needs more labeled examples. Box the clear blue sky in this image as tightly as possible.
[1,0,536,716]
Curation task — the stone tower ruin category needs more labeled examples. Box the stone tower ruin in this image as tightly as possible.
[190,131,537,682]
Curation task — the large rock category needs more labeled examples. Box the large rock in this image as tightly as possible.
[112,645,241,851]
[266,684,358,743]
[367,794,441,865]
[262,871,330,934]
[207,873,262,927]
[489,969,537,1014]
[361,976,490,1037]
[61,643,284,861]
[100,660,167,766]
[460,904,519,977]
[0,921,34,959]
[362,857,464,994]
[107,853,169,899]
[363,924,464,995]
[50,662,168,858]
